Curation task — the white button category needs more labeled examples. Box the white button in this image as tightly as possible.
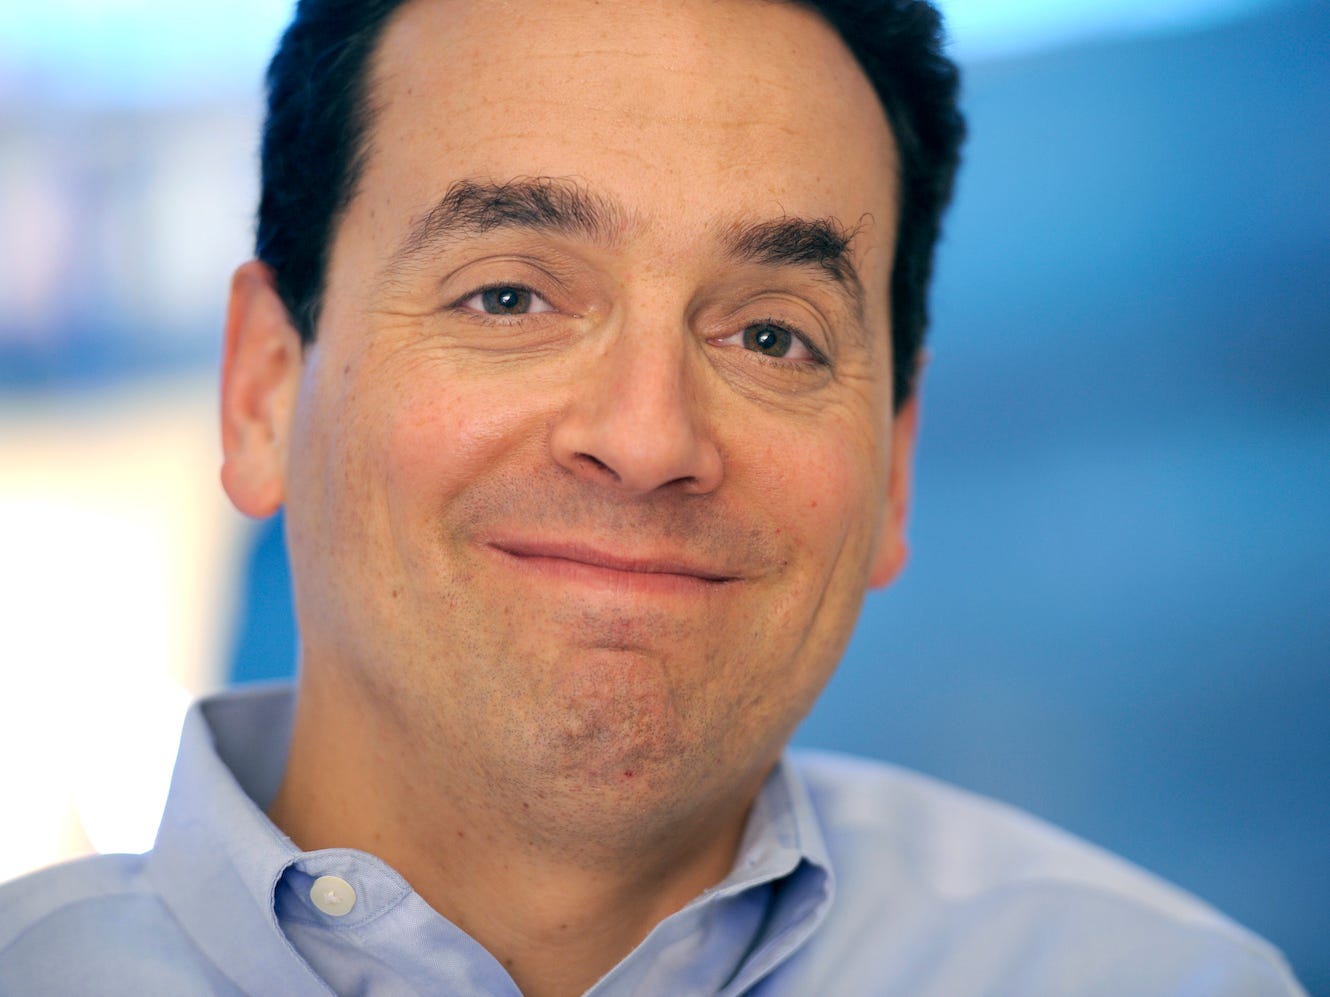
[310,875,357,917]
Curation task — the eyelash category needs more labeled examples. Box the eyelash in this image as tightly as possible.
[448,284,828,368]
[451,282,555,317]
[747,318,829,366]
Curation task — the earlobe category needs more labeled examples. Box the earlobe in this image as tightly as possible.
[868,393,920,589]
[219,261,303,519]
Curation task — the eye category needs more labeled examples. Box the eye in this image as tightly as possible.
[744,323,800,358]
[714,321,824,364]
[459,285,555,316]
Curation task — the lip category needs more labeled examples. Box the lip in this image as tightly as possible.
[486,538,739,592]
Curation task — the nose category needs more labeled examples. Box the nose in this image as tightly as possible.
[550,330,723,496]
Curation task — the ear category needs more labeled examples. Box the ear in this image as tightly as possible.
[219,261,303,519]
[868,390,921,589]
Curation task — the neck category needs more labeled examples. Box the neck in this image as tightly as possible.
[268,669,765,997]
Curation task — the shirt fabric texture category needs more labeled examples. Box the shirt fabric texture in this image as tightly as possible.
[0,683,1308,996]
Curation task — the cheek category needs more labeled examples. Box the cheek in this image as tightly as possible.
[378,370,551,531]
[750,416,888,568]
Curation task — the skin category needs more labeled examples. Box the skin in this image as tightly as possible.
[220,0,916,993]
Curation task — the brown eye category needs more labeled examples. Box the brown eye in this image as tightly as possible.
[743,323,794,357]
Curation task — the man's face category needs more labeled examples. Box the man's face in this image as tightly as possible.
[233,0,912,831]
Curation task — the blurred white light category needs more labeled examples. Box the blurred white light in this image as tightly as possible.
[0,378,251,875]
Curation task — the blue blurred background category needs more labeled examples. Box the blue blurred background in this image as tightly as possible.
[2,0,1326,990]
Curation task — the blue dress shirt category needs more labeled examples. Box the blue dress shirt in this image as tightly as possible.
[0,684,1308,995]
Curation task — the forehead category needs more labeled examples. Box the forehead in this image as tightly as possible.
[351,0,898,291]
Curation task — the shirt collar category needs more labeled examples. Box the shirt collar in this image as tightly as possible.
[713,753,836,995]
[147,684,323,994]
[146,683,834,995]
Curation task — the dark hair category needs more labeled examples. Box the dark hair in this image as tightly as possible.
[256,0,964,408]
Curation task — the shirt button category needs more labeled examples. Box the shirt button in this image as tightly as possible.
[310,875,357,917]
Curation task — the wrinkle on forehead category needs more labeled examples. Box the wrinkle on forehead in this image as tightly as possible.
[372,0,892,135]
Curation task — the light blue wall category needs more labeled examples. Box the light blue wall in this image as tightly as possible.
[796,1,1329,986]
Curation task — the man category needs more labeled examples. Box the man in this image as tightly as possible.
[0,0,1308,994]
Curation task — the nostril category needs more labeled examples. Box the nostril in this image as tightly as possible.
[575,452,619,480]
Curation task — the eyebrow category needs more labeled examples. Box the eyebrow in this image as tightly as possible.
[385,176,867,317]
[722,216,867,320]
[386,177,630,276]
